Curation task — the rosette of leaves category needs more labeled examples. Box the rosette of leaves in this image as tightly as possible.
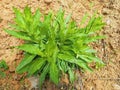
[5,6,105,88]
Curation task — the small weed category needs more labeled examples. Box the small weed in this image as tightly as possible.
[5,6,105,89]
[0,60,8,78]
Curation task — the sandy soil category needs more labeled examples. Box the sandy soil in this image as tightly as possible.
[0,0,120,90]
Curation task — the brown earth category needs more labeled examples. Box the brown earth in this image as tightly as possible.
[0,0,120,90]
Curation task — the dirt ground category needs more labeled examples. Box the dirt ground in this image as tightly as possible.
[0,0,120,90]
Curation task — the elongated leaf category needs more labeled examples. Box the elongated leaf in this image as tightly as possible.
[39,63,50,88]
[50,63,59,84]
[80,13,88,27]
[9,24,24,31]
[58,60,69,72]
[16,53,36,72]
[78,55,92,63]
[80,47,96,53]
[85,16,105,33]
[31,9,41,33]
[85,55,104,64]
[5,29,31,40]
[18,44,44,57]
[58,53,75,63]
[45,40,57,58]
[65,13,71,24]
[58,53,92,71]
[84,35,105,44]
[85,15,96,33]
[16,63,30,74]
[68,68,75,83]
[13,7,26,29]
[24,6,32,21]
[28,58,46,75]
[75,60,92,72]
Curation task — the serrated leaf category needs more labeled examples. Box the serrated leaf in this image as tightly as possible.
[28,58,46,75]
[50,63,59,84]
[5,29,31,40]
[18,44,44,57]
[16,53,36,72]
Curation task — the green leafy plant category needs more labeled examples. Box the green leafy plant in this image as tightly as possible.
[0,60,8,78]
[5,6,105,88]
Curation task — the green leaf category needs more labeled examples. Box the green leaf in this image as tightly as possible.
[31,9,41,34]
[0,60,8,70]
[24,6,32,21]
[58,53,75,63]
[18,44,44,57]
[16,64,30,74]
[65,13,71,24]
[13,7,26,29]
[85,55,104,64]
[28,58,46,75]
[68,68,75,83]
[39,63,50,88]
[9,24,24,31]
[75,60,92,72]
[80,47,96,53]
[0,60,8,78]
[16,53,36,72]
[80,13,88,27]
[78,55,93,63]
[57,60,69,72]
[5,29,31,40]
[0,71,6,78]
[50,63,59,84]
[85,16,105,33]
[45,40,57,58]
[58,53,92,71]
[84,35,105,44]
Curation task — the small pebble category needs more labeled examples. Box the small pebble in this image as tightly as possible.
[106,19,111,25]
[44,0,52,4]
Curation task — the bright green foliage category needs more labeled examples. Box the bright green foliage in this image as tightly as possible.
[5,6,105,88]
[0,60,8,78]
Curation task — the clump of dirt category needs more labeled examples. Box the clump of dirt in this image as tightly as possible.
[0,0,120,90]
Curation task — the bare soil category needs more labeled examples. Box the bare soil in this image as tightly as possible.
[0,0,120,90]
